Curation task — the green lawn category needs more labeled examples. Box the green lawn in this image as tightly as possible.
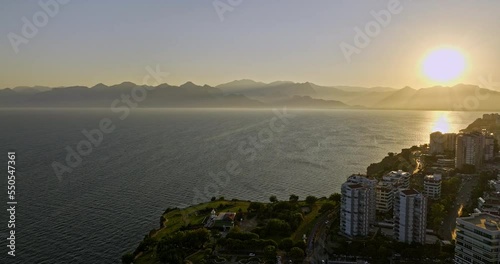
[134,200,250,264]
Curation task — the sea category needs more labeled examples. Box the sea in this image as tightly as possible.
[0,108,484,263]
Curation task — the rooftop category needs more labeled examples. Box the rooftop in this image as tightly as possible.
[425,174,442,181]
[214,212,236,222]
[460,213,500,232]
[347,183,363,189]
[400,189,420,196]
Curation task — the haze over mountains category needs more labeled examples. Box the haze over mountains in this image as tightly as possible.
[1,80,499,111]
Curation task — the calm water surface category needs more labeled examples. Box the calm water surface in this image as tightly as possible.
[0,109,482,263]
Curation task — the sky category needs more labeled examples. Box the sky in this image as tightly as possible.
[1,0,500,89]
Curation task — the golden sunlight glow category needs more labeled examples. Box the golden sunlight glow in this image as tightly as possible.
[432,113,451,133]
[422,47,466,83]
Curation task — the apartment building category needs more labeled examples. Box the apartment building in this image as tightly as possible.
[423,174,442,200]
[455,213,500,264]
[340,174,377,237]
[394,189,427,244]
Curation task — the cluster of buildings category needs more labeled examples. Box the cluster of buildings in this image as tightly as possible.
[340,171,434,244]
[474,174,500,216]
[429,129,496,171]
[338,115,500,260]
[445,174,500,263]
[456,131,496,170]
[482,113,500,125]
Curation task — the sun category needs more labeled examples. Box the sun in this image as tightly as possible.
[422,47,466,84]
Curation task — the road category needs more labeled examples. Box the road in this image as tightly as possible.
[306,208,337,263]
[440,175,478,240]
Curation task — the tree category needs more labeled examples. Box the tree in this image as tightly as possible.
[289,194,299,202]
[269,195,278,203]
[329,193,341,202]
[135,236,157,255]
[294,240,306,250]
[319,202,336,213]
[158,248,183,263]
[305,195,318,205]
[248,202,264,213]
[265,219,291,236]
[160,215,166,228]
[264,245,277,260]
[430,203,445,217]
[289,212,304,230]
[156,229,210,263]
[289,247,305,260]
[186,229,210,249]
[278,238,294,251]
[121,252,134,264]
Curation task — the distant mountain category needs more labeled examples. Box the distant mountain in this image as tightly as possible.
[215,80,500,111]
[371,86,417,109]
[372,84,500,110]
[2,80,499,110]
[218,81,319,103]
[276,95,351,109]
[12,86,51,94]
[217,80,393,105]
[216,79,267,91]
[0,82,264,108]
[331,86,396,93]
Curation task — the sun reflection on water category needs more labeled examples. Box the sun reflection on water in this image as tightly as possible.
[431,113,452,133]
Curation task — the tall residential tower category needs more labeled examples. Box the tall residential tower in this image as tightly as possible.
[340,174,377,237]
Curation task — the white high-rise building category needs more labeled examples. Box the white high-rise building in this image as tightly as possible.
[430,132,445,154]
[423,174,442,200]
[376,183,394,213]
[394,189,427,244]
[484,133,496,162]
[455,213,500,264]
[340,174,377,237]
[456,132,484,170]
[456,131,495,170]
[430,132,457,155]
[376,170,410,213]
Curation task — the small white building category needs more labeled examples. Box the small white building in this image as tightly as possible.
[423,174,442,200]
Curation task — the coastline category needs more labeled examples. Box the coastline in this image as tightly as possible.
[126,113,499,263]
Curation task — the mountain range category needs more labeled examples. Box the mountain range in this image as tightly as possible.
[1,80,500,110]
